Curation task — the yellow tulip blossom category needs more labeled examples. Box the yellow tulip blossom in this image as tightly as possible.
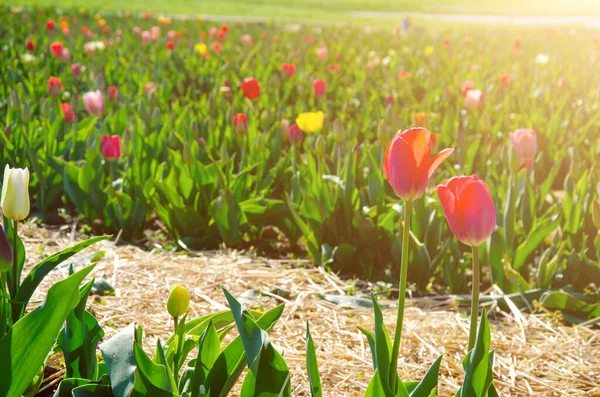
[296,111,324,134]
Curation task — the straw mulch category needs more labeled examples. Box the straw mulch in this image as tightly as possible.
[22,223,599,397]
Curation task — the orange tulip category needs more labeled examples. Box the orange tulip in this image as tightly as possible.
[383,127,453,201]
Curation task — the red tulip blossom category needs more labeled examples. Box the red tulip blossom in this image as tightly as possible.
[437,175,496,247]
[233,113,248,135]
[100,135,121,159]
[26,40,35,51]
[288,124,303,145]
[167,41,175,50]
[282,63,296,77]
[383,127,454,201]
[47,76,62,98]
[61,103,74,123]
[50,41,63,58]
[499,74,511,88]
[328,64,341,74]
[107,86,118,102]
[46,20,55,31]
[240,78,260,100]
[312,79,326,97]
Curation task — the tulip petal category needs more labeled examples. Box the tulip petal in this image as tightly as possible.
[384,136,418,200]
[428,148,454,177]
[454,180,496,246]
[401,128,431,166]
[437,184,462,240]
[446,174,479,197]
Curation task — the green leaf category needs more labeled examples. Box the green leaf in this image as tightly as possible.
[458,309,493,397]
[409,355,442,397]
[513,218,559,270]
[223,289,291,397]
[58,279,105,380]
[99,323,138,397]
[206,304,284,397]
[191,322,221,397]
[306,323,322,397]
[0,264,95,397]
[14,236,109,320]
[370,294,394,397]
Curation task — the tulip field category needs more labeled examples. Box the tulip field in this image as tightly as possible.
[1,3,600,397]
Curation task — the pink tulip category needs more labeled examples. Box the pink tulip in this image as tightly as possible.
[100,135,121,159]
[133,26,142,36]
[289,124,303,145]
[437,175,496,247]
[241,34,253,46]
[312,79,326,97]
[316,46,328,61]
[150,26,160,41]
[383,128,454,201]
[464,89,483,110]
[509,129,537,163]
[82,90,105,116]
[141,31,151,43]
[144,82,157,95]
[71,63,82,76]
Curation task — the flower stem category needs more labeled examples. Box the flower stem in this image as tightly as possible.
[11,220,18,299]
[468,246,481,351]
[0,272,6,338]
[173,316,179,385]
[389,199,412,388]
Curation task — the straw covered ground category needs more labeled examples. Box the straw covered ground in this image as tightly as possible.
[22,222,600,396]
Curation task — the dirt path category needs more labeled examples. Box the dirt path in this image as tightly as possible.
[22,223,599,396]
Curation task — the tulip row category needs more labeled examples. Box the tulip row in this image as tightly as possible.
[1,6,600,302]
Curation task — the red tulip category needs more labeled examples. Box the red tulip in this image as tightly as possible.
[100,135,121,159]
[509,128,537,163]
[47,76,62,98]
[50,41,63,58]
[61,103,74,123]
[46,20,55,31]
[220,24,229,33]
[437,175,496,247]
[398,71,409,80]
[461,80,474,97]
[212,42,222,53]
[167,41,175,50]
[499,74,511,88]
[282,63,296,77]
[312,79,326,97]
[240,78,260,100]
[233,113,248,135]
[443,39,451,46]
[289,124,303,145]
[383,127,454,201]
[328,64,341,74]
[26,40,35,51]
[107,86,118,102]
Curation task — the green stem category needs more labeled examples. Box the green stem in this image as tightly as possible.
[468,246,481,351]
[173,316,179,385]
[0,272,6,339]
[389,199,412,389]
[11,220,18,300]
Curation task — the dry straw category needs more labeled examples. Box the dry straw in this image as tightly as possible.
[21,222,599,396]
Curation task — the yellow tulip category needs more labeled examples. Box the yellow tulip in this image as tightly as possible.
[1,165,30,221]
[195,43,208,55]
[167,285,189,318]
[424,46,435,56]
[296,111,324,134]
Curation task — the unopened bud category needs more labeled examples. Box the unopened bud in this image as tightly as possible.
[280,119,290,139]
[10,90,21,112]
[167,285,189,318]
[315,135,326,156]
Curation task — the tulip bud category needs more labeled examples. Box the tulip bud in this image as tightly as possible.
[167,285,189,318]
[1,165,31,221]
[47,76,63,98]
[315,135,326,156]
[21,102,31,123]
[10,90,21,112]
[593,200,600,230]
[233,113,248,135]
[137,101,149,121]
[0,225,12,272]
[333,118,345,143]
[289,124,303,145]
[183,141,193,165]
[190,120,200,137]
